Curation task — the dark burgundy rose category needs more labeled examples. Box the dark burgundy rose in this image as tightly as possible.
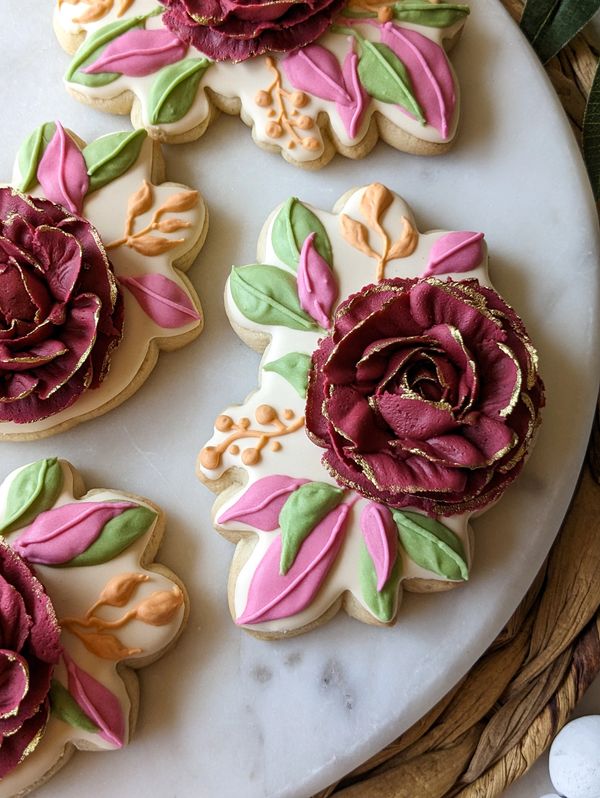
[160,0,346,62]
[306,277,544,516]
[0,189,124,424]
[0,540,61,777]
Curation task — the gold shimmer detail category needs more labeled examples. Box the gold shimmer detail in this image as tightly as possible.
[255,57,319,152]
[57,0,135,23]
[199,405,305,469]
[106,180,197,256]
[60,573,184,661]
[340,184,418,282]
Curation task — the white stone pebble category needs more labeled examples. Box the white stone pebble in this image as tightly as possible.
[549,716,600,798]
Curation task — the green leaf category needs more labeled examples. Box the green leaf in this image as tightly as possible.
[359,540,402,622]
[520,0,558,41]
[147,58,210,125]
[392,509,468,581]
[522,0,600,63]
[83,129,148,193]
[263,352,312,398]
[63,506,156,567]
[391,1,470,27]
[584,61,600,200]
[271,197,333,269]
[230,265,318,331]
[66,15,146,87]
[279,482,344,574]
[0,459,63,536]
[50,679,99,733]
[358,40,424,122]
[16,122,57,192]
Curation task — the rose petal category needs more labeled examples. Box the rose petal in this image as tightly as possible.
[0,650,29,719]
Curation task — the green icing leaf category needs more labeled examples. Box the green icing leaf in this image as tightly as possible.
[50,679,99,733]
[391,1,470,27]
[0,459,63,536]
[83,129,148,193]
[271,197,333,269]
[63,506,156,567]
[393,509,468,581]
[17,122,57,192]
[263,352,312,398]
[359,540,402,623]
[584,61,600,200]
[147,58,210,125]
[230,265,318,331]
[66,15,146,87]
[279,482,344,574]
[358,40,424,122]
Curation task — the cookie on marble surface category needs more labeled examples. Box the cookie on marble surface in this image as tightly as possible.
[54,0,469,168]
[196,184,544,638]
[1,122,207,439]
[0,457,188,796]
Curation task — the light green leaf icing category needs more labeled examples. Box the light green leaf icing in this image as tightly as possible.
[263,352,312,398]
[66,16,146,87]
[17,122,57,192]
[50,679,99,733]
[147,58,210,125]
[83,129,148,193]
[392,509,468,581]
[391,2,470,27]
[359,540,402,622]
[63,506,156,567]
[0,459,63,536]
[271,197,333,269]
[230,265,317,331]
[358,40,424,122]
[279,482,344,574]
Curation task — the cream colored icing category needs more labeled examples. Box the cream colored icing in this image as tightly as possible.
[56,2,466,164]
[0,459,185,797]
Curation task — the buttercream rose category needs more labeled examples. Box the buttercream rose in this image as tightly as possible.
[0,540,61,777]
[0,189,124,424]
[160,0,346,62]
[306,277,544,515]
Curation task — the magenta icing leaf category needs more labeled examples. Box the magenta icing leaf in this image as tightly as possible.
[297,233,338,329]
[423,231,485,277]
[63,653,125,747]
[379,23,455,138]
[236,502,351,625]
[217,475,309,531]
[283,44,351,105]
[12,501,136,566]
[37,122,89,214]
[338,49,368,139]
[360,503,398,591]
[119,274,201,329]
[84,29,188,77]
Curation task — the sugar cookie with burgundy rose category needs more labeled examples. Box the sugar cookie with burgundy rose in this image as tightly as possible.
[54,0,470,168]
[196,184,545,638]
[1,121,207,439]
[0,457,188,796]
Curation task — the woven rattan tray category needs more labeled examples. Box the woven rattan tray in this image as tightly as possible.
[316,3,600,796]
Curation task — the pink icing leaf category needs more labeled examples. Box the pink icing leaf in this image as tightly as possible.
[360,503,398,591]
[297,233,338,329]
[236,502,351,625]
[37,122,89,214]
[380,23,455,138]
[84,29,188,77]
[337,48,368,139]
[119,274,201,329]
[423,231,485,277]
[12,501,136,566]
[283,44,351,105]
[63,652,125,747]
[217,475,309,531]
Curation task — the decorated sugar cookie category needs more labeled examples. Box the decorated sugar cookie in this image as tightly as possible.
[54,0,469,168]
[0,458,187,796]
[1,122,207,439]
[196,184,544,638]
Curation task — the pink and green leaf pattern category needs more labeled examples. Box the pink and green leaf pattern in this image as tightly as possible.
[119,274,201,329]
[64,653,125,748]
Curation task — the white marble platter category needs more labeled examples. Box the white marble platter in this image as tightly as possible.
[1,1,599,796]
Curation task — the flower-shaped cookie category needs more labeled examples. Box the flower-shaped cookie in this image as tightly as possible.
[54,0,469,167]
[197,185,544,637]
[2,122,207,438]
[0,458,187,796]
